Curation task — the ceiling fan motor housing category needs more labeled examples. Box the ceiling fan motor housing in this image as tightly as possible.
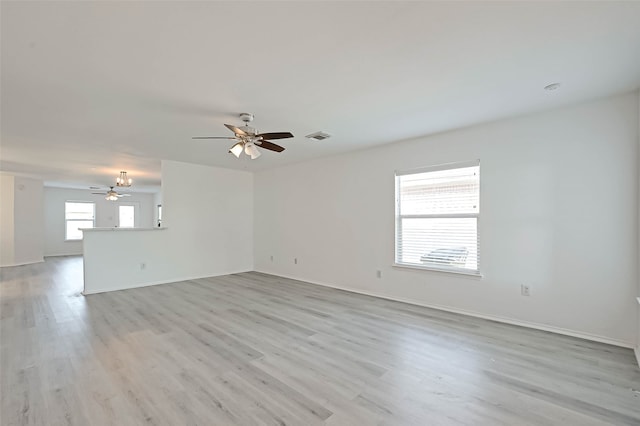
[239,113,256,135]
[242,126,257,135]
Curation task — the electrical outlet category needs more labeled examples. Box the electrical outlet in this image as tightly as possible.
[521,284,531,296]
[376,270,382,278]
[294,258,298,265]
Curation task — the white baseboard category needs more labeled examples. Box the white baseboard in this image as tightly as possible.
[255,269,634,349]
[44,253,82,258]
[0,258,44,268]
[83,269,251,295]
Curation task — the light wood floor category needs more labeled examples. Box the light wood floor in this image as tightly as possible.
[1,257,639,425]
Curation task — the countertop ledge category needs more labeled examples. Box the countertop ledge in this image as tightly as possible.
[81,227,167,232]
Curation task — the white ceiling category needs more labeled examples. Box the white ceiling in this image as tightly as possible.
[2,1,640,191]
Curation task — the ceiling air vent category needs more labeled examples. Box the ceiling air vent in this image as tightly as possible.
[305,131,331,141]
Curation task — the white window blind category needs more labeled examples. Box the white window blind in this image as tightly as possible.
[65,201,95,240]
[395,161,480,274]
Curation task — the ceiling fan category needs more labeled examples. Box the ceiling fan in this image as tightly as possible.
[193,113,293,159]
[92,186,131,201]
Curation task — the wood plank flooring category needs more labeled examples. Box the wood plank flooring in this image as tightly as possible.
[1,256,639,425]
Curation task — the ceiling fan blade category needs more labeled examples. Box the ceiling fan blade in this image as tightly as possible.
[117,194,132,197]
[257,140,285,152]
[192,136,236,140]
[224,124,247,136]
[91,192,106,195]
[257,132,294,140]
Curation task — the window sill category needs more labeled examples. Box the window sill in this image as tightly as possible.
[393,262,483,278]
[64,239,82,242]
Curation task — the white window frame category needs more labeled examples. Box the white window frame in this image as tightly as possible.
[394,160,481,276]
[64,201,96,241]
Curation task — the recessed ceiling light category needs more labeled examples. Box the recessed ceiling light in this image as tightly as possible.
[544,83,561,91]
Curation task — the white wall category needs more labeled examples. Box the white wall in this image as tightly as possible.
[44,187,156,256]
[14,177,44,265]
[636,89,640,365]
[254,92,639,347]
[83,160,253,294]
[0,174,44,267]
[0,175,15,266]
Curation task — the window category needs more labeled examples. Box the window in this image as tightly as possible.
[157,204,162,227]
[395,161,480,275]
[118,205,135,228]
[65,202,95,240]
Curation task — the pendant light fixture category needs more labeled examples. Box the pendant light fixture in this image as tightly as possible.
[116,171,132,187]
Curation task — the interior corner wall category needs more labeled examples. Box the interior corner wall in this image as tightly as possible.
[160,160,254,275]
[83,160,253,294]
[44,187,156,256]
[254,91,639,347]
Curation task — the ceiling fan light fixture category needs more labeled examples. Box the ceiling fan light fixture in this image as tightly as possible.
[244,142,261,159]
[105,193,118,201]
[230,142,244,158]
[116,171,132,187]
[244,142,253,155]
